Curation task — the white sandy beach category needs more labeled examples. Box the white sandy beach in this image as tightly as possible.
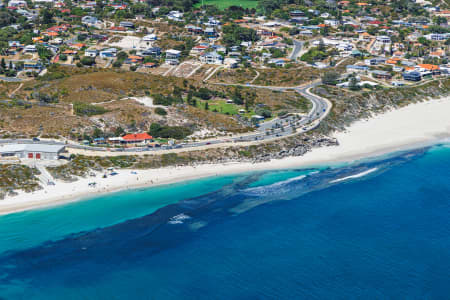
[1,96,449,215]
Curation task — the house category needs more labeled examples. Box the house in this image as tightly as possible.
[364,57,386,66]
[205,17,221,27]
[190,45,209,55]
[300,30,313,36]
[429,50,445,58]
[23,45,37,53]
[224,58,239,68]
[403,71,422,81]
[290,17,309,24]
[8,0,26,6]
[167,10,183,21]
[81,15,100,27]
[50,38,63,45]
[62,49,77,55]
[425,33,448,41]
[230,45,240,52]
[200,51,223,65]
[263,21,280,27]
[8,41,22,48]
[376,35,391,44]
[140,47,161,57]
[84,49,98,57]
[110,133,153,146]
[143,62,157,68]
[23,61,43,70]
[142,34,157,42]
[0,144,65,160]
[351,50,363,57]
[371,70,392,79]
[416,64,440,75]
[109,26,126,32]
[211,45,226,53]
[119,21,134,28]
[324,19,339,27]
[70,43,86,50]
[205,27,218,38]
[346,65,369,73]
[125,55,143,64]
[268,58,291,67]
[290,10,305,17]
[228,52,241,58]
[165,49,181,65]
[359,32,372,42]
[185,25,203,34]
[100,48,117,58]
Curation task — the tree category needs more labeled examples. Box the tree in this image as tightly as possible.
[418,37,430,46]
[114,126,125,137]
[92,127,103,138]
[112,61,122,68]
[187,90,193,106]
[155,107,167,116]
[40,8,54,24]
[1,58,5,69]
[349,77,360,91]
[232,86,243,105]
[80,56,96,66]
[322,71,339,85]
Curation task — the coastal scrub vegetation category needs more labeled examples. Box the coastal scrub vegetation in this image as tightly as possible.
[0,164,41,199]
[73,102,109,117]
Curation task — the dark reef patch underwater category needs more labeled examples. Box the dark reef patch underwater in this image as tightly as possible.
[0,144,449,299]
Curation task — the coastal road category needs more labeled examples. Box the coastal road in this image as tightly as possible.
[0,81,332,155]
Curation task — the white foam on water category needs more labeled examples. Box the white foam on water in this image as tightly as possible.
[244,175,307,195]
[168,213,191,225]
[329,168,378,184]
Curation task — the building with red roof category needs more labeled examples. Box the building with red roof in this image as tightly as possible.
[121,133,153,144]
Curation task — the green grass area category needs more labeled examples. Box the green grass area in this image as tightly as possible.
[209,101,239,115]
[195,0,258,9]
[197,99,255,116]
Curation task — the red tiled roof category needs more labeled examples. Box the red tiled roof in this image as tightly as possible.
[122,133,152,141]
[417,64,439,71]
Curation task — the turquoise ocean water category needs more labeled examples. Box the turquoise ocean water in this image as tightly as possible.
[0,143,449,299]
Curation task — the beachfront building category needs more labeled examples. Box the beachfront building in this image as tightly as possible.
[0,144,65,160]
[108,133,153,146]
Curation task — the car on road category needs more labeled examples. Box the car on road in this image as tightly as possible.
[32,137,40,142]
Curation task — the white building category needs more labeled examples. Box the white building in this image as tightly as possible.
[200,51,223,65]
[425,33,448,41]
[324,19,339,27]
[84,49,98,57]
[8,0,26,6]
[376,35,391,44]
[23,45,37,53]
[165,49,181,65]
[0,144,65,160]
[81,16,101,28]
[142,34,157,42]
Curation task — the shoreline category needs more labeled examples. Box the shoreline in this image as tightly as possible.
[1,96,449,215]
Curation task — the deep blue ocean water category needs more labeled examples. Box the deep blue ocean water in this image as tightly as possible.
[0,144,449,299]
